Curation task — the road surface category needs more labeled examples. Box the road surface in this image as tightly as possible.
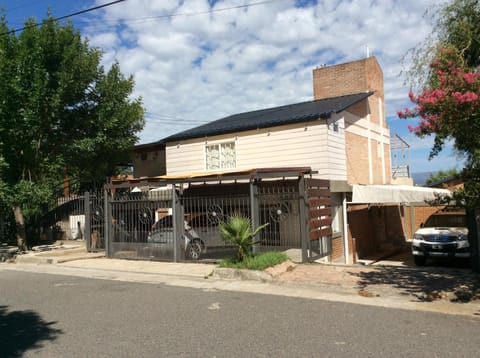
[1,270,479,357]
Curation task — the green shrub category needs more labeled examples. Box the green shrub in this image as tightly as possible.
[219,251,289,270]
[219,214,268,261]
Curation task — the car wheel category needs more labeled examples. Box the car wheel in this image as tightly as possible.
[186,239,203,260]
[414,255,426,266]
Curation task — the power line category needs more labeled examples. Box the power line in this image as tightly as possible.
[146,116,208,125]
[77,0,282,31]
[1,0,128,36]
[128,0,278,22]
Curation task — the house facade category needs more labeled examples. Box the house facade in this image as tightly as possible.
[163,57,391,186]
[129,57,449,264]
[313,57,391,185]
[134,57,391,186]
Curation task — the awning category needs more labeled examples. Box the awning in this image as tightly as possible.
[350,184,451,205]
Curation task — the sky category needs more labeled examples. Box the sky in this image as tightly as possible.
[0,0,465,175]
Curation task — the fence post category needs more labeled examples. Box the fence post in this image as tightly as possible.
[250,180,260,254]
[172,186,184,262]
[298,177,309,263]
[467,207,480,272]
[104,186,111,257]
[84,191,91,252]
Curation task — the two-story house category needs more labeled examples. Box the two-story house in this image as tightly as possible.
[131,56,449,264]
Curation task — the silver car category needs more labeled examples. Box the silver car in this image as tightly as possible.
[148,215,205,260]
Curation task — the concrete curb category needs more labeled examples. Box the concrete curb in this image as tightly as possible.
[213,267,273,282]
[212,261,297,282]
[16,253,60,264]
[15,247,104,265]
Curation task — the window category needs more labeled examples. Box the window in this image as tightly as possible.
[331,204,342,234]
[330,193,343,235]
[206,141,236,170]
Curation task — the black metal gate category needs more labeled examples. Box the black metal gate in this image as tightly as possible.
[104,178,310,262]
[107,189,174,260]
[84,191,107,252]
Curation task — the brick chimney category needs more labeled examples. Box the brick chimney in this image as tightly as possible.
[313,56,383,99]
[312,56,385,128]
[313,56,392,185]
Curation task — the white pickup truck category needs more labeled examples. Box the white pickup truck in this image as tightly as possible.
[411,209,469,266]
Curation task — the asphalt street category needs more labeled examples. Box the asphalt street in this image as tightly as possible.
[1,270,480,357]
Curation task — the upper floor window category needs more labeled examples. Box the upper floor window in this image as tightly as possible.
[205,141,236,170]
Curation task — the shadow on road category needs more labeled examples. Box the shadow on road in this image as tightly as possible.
[0,305,63,357]
[348,266,480,303]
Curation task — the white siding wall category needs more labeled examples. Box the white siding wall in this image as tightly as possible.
[166,117,348,180]
[326,114,347,179]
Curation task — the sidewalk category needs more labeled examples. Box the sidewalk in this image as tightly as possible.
[4,245,480,317]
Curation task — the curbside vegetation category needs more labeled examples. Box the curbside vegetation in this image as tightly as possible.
[218,214,288,270]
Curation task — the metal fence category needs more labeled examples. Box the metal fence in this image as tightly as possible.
[105,179,308,262]
[42,191,107,250]
[84,191,107,251]
[108,189,173,260]
[45,174,333,263]
[257,181,301,251]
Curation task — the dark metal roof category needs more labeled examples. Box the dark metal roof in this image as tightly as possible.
[141,92,373,146]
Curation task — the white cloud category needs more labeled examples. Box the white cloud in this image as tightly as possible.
[85,0,443,171]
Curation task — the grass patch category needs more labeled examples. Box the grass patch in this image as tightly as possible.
[219,251,289,270]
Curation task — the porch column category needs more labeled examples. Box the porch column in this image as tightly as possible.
[342,193,350,264]
[410,204,415,241]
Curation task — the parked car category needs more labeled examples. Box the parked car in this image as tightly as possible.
[148,215,205,260]
[411,209,469,266]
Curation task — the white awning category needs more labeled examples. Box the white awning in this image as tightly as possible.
[350,184,451,205]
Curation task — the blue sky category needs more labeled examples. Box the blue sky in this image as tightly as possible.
[0,0,464,175]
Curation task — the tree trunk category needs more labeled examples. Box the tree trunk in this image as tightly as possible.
[467,208,480,272]
[13,205,26,251]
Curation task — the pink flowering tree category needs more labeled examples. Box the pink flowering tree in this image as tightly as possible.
[398,47,480,161]
[400,1,480,271]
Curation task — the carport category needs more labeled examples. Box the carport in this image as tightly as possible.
[347,184,452,264]
[105,168,334,263]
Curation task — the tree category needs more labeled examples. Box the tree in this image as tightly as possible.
[219,215,268,262]
[425,168,459,186]
[399,50,480,208]
[399,0,480,206]
[399,47,480,159]
[399,0,480,270]
[0,15,145,248]
[404,0,480,89]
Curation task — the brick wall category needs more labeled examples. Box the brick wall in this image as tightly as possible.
[383,142,392,180]
[404,206,444,240]
[345,132,371,184]
[313,57,391,185]
[348,204,447,259]
[348,204,409,259]
[347,205,374,257]
[312,56,385,128]
[331,236,344,262]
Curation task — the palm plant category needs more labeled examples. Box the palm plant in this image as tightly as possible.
[219,215,268,262]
